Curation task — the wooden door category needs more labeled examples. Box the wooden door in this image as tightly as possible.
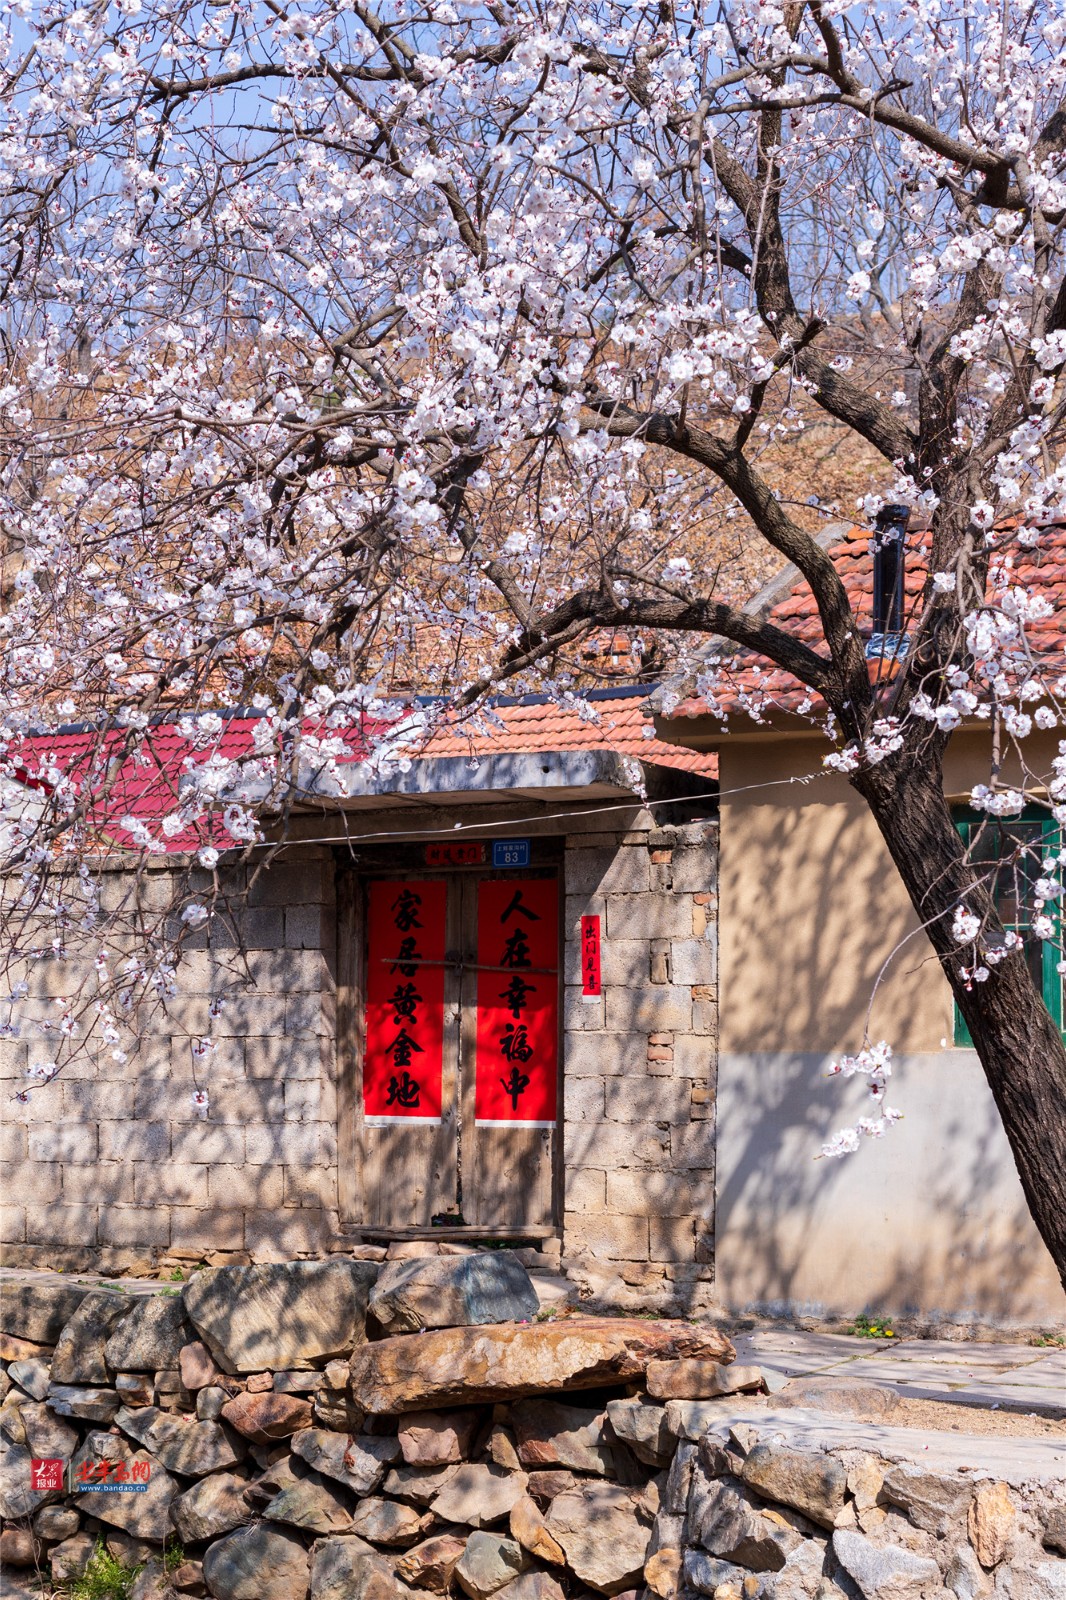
[337,864,560,1233]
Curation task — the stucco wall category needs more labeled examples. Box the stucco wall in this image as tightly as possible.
[713,729,1066,1326]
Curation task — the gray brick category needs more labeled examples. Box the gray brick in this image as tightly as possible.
[167,1036,245,1081]
[564,1168,606,1213]
[248,860,330,906]
[99,1121,169,1162]
[563,1121,670,1170]
[62,1081,134,1121]
[133,1162,208,1206]
[564,847,650,897]
[26,1204,98,1245]
[564,1031,647,1077]
[605,894,693,941]
[171,1205,244,1251]
[244,1121,334,1166]
[5,1161,61,1205]
[285,905,324,950]
[286,992,334,1036]
[284,1079,332,1123]
[28,1123,98,1164]
[244,1208,329,1260]
[169,1124,244,1164]
[0,1040,28,1079]
[564,1214,648,1261]
[671,845,718,894]
[606,1169,713,1218]
[670,937,717,987]
[671,1037,718,1080]
[671,1123,716,1169]
[0,1204,25,1241]
[564,894,606,931]
[242,906,285,948]
[245,1033,329,1080]
[564,938,649,988]
[562,1078,604,1121]
[99,1206,171,1248]
[63,1163,129,1204]
[563,987,604,1032]
[208,1163,285,1209]
[283,1165,337,1210]
[603,1078,693,1125]
[605,986,691,1034]
[0,1121,26,1162]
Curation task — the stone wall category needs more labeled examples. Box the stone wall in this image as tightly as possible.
[560,819,719,1314]
[1,1260,1062,1600]
[1,810,720,1304]
[1,846,342,1272]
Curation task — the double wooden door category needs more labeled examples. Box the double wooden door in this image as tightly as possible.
[337,864,561,1233]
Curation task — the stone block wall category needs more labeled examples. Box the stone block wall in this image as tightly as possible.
[1,847,342,1272]
[560,818,719,1314]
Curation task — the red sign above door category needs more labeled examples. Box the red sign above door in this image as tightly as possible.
[475,879,559,1127]
[363,880,447,1124]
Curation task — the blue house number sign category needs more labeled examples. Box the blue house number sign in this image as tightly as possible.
[492,839,531,868]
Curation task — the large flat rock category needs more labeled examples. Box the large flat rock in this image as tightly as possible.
[369,1252,538,1334]
[183,1261,379,1372]
[70,1429,177,1542]
[350,1318,734,1414]
[103,1295,195,1374]
[50,1291,134,1385]
[0,1282,91,1345]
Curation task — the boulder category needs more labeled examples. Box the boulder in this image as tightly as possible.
[741,1445,848,1531]
[774,1376,900,1417]
[71,1429,178,1542]
[399,1408,481,1465]
[490,1423,523,1472]
[512,1398,618,1475]
[0,1281,91,1344]
[993,1561,1066,1599]
[310,1536,415,1600]
[545,1482,654,1596]
[0,1439,49,1519]
[0,1331,52,1361]
[1043,1508,1066,1557]
[385,1461,461,1504]
[689,1477,801,1572]
[313,1390,366,1431]
[369,1252,539,1334]
[51,1291,134,1385]
[680,1551,749,1596]
[131,1557,174,1600]
[264,1472,355,1535]
[494,1577,566,1600]
[46,1383,121,1423]
[643,1548,682,1599]
[50,1532,97,1584]
[525,1470,578,1506]
[454,1531,530,1598]
[183,1260,378,1372]
[220,1389,312,1443]
[832,1529,940,1599]
[349,1495,434,1546]
[202,1523,311,1600]
[509,1493,566,1564]
[33,1504,81,1541]
[605,1399,673,1468]
[8,1356,51,1400]
[968,1481,1016,1569]
[20,1398,79,1459]
[104,1295,196,1374]
[292,1428,401,1496]
[0,1526,37,1566]
[352,1317,733,1413]
[396,1533,469,1592]
[170,1559,207,1595]
[880,1466,971,1536]
[117,1373,157,1407]
[179,1341,221,1392]
[170,1470,252,1542]
[645,1361,765,1401]
[432,1462,529,1528]
[274,1370,326,1393]
[197,1387,228,1421]
[114,1404,246,1477]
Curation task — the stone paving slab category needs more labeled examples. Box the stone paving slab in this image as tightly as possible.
[698,1402,1066,1484]
[733,1329,1066,1416]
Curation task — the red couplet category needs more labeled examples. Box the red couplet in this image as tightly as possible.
[364,879,447,1123]
[475,878,558,1127]
[580,914,602,998]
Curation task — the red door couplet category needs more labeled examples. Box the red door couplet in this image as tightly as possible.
[363,879,447,1124]
[475,879,559,1127]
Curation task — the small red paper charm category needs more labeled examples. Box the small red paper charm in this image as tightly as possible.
[580,914,601,999]
[475,879,559,1126]
[363,879,447,1124]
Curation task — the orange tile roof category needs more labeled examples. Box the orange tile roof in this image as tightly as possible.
[666,519,1066,723]
[419,688,718,777]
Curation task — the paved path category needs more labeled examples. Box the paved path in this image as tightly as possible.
[733,1328,1066,1416]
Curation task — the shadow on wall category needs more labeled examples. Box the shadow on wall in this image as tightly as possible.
[714,1047,1066,1328]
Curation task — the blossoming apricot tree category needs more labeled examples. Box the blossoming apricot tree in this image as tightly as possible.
[2,0,1066,1277]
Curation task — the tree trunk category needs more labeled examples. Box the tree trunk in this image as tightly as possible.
[853,739,1066,1290]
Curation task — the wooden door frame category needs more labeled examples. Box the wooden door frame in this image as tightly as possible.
[335,847,564,1239]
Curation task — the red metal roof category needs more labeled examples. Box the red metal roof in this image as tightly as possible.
[665,519,1066,723]
[4,690,714,854]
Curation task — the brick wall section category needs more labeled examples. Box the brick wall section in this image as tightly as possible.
[560,819,719,1315]
[1,846,342,1271]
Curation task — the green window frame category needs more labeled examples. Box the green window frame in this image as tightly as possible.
[952,805,1063,1046]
